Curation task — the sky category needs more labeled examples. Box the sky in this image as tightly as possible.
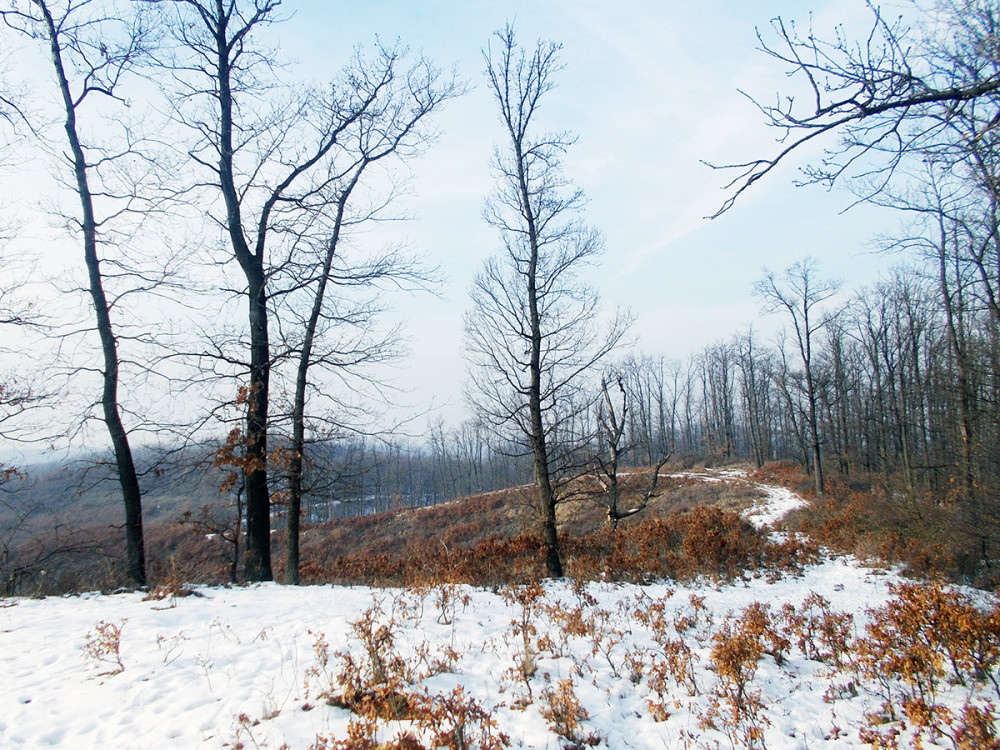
[0,0,912,449]
[279,0,902,428]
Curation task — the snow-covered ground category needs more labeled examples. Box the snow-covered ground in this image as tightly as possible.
[0,476,994,749]
[743,480,808,529]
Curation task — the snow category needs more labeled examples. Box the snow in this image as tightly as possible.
[0,476,995,749]
[744,481,808,529]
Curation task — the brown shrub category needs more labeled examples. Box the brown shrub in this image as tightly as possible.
[758,460,996,586]
[857,582,1000,706]
[565,505,767,584]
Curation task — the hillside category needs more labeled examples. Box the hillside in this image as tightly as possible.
[2,472,998,749]
[3,461,765,595]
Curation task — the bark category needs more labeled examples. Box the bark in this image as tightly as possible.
[211,5,272,581]
[285,182,354,585]
[515,135,563,578]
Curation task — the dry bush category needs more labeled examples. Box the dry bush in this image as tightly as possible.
[18,462,782,594]
[760,460,995,586]
[849,582,1000,748]
[305,602,508,750]
[747,460,808,490]
[304,598,416,721]
[289,466,772,590]
[541,584,628,677]
[780,592,855,668]
[299,491,526,585]
[82,619,126,675]
[144,520,236,590]
[702,603,780,750]
[856,582,1000,708]
[309,716,420,750]
[303,501,772,589]
[143,556,206,603]
[643,643,695,721]
[950,703,1000,750]
[762,533,822,579]
[310,532,549,589]
[672,593,711,635]
[408,687,511,750]
[565,505,766,584]
[445,534,548,586]
[499,582,546,702]
[309,688,511,750]
[791,489,966,579]
[539,679,601,749]
[632,591,701,707]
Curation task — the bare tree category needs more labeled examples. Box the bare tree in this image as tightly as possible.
[1,0,157,586]
[699,342,738,458]
[619,354,677,466]
[734,328,775,469]
[274,45,458,584]
[714,0,1000,216]
[755,259,840,496]
[153,0,439,581]
[465,25,630,577]
[593,375,669,531]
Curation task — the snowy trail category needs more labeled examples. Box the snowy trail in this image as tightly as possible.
[738,472,809,529]
[663,466,807,527]
[0,474,992,749]
[744,482,808,528]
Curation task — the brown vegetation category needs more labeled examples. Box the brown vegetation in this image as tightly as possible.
[4,464,778,595]
[753,461,1000,587]
[294,574,1000,749]
[5,458,997,596]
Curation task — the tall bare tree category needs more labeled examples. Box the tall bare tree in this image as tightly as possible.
[755,259,840,496]
[154,0,423,581]
[465,25,629,577]
[2,0,155,586]
[276,45,457,583]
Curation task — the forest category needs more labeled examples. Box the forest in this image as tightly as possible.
[0,0,999,597]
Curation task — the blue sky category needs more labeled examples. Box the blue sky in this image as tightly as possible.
[0,0,908,447]
[277,1,901,425]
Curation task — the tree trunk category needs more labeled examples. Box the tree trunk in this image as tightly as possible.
[517,135,563,579]
[242,275,272,582]
[285,185,354,584]
[214,16,272,582]
[41,0,145,586]
[802,337,825,497]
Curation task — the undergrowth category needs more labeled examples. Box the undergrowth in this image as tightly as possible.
[56,464,1000,748]
[751,461,1000,587]
[270,578,1000,749]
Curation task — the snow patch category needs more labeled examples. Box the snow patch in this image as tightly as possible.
[745,482,808,529]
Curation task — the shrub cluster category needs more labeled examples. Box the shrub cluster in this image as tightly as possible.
[749,462,996,586]
[297,504,777,589]
[564,505,767,584]
[281,579,1000,749]
[304,595,510,750]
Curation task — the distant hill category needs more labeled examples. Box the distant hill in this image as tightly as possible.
[1,449,225,529]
